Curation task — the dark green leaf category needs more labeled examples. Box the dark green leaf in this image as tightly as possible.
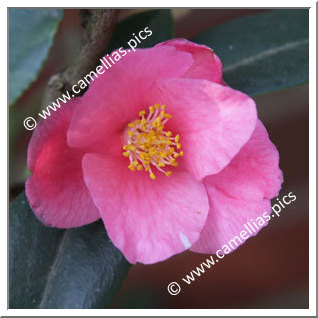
[9,9,63,105]
[107,9,174,52]
[193,10,309,96]
[9,191,131,309]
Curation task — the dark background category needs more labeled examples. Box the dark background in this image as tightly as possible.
[9,9,309,309]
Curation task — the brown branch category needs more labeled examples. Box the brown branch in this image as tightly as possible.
[44,9,119,104]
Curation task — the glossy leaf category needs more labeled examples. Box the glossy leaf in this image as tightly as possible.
[107,9,174,52]
[9,9,63,105]
[193,10,309,96]
[9,191,131,309]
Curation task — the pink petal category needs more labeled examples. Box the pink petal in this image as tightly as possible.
[25,100,100,228]
[157,38,224,83]
[191,121,283,254]
[67,45,193,149]
[148,78,257,180]
[82,153,209,264]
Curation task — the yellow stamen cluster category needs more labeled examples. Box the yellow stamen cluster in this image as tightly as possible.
[122,104,183,180]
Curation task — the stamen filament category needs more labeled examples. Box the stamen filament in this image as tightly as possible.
[122,104,183,179]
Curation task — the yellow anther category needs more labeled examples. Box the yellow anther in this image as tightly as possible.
[139,110,146,117]
[132,146,138,151]
[123,104,183,180]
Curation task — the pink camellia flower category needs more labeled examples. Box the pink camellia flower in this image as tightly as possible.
[26,39,283,264]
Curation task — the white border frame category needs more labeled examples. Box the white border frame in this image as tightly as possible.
[3,1,316,316]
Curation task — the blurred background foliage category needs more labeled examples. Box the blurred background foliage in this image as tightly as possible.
[9,9,309,309]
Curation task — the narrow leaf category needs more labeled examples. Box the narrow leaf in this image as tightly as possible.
[107,9,174,52]
[9,191,131,309]
[193,10,309,96]
[9,9,63,105]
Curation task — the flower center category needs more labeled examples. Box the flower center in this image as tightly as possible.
[122,104,183,180]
